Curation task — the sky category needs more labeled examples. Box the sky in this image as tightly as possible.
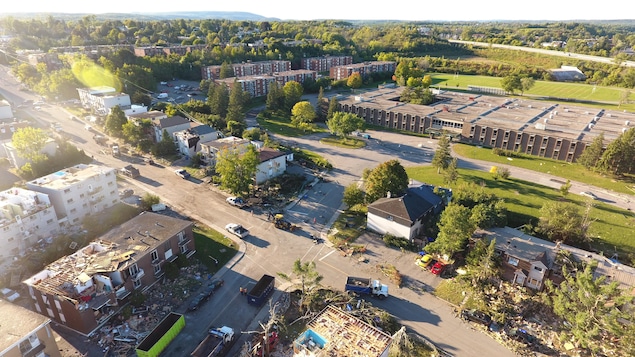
[0,0,630,22]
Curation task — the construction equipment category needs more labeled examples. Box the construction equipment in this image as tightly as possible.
[272,214,299,232]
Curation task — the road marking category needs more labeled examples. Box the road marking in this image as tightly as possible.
[319,260,348,276]
[319,249,336,261]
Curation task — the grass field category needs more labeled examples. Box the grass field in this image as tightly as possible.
[452,143,635,195]
[405,166,635,262]
[257,112,326,137]
[430,73,635,111]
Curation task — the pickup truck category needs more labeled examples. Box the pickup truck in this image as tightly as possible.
[120,165,140,179]
[345,276,389,299]
[191,326,235,357]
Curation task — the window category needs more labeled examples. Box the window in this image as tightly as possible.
[129,263,139,278]
[164,241,171,251]
[133,278,142,289]
[533,266,543,272]
[64,189,71,193]
[80,193,85,198]
[46,219,53,224]
[151,250,158,262]
[67,198,74,203]
[178,231,186,242]
[70,208,77,213]
[508,257,519,266]
[154,264,162,275]
[19,334,40,354]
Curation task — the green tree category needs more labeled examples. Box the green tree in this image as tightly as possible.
[265,81,284,112]
[139,193,160,211]
[219,61,234,79]
[426,203,475,257]
[346,72,363,89]
[153,129,177,157]
[500,74,522,94]
[283,80,303,112]
[209,84,229,118]
[538,201,588,245]
[560,179,572,197]
[520,76,535,95]
[104,105,127,137]
[465,239,500,286]
[326,112,365,138]
[215,145,258,195]
[226,80,246,123]
[316,86,326,121]
[343,183,365,208]
[545,262,633,355]
[327,96,339,120]
[597,128,635,176]
[469,200,507,228]
[365,160,409,203]
[431,135,452,174]
[576,132,604,170]
[11,127,48,164]
[290,101,316,131]
[122,121,143,144]
[443,157,459,184]
[277,259,323,312]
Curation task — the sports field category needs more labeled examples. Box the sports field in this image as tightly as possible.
[431,73,635,110]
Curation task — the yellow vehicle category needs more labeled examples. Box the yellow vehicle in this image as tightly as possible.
[416,254,434,269]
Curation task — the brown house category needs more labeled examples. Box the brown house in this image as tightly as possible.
[23,212,195,336]
[0,299,62,357]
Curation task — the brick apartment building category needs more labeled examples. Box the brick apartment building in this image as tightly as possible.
[133,44,206,57]
[329,61,396,80]
[201,60,292,80]
[300,55,353,72]
[214,69,317,98]
[23,212,195,336]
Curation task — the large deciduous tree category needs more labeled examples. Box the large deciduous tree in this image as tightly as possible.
[290,101,316,131]
[576,132,604,170]
[545,262,633,355]
[364,160,409,203]
[431,135,453,174]
[426,203,475,257]
[596,128,635,176]
[215,145,258,196]
[537,201,589,245]
[346,72,363,89]
[104,105,127,137]
[343,183,365,208]
[12,127,48,164]
[500,74,522,94]
[326,112,365,138]
[283,80,304,113]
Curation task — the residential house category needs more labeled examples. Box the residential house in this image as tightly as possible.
[23,212,195,336]
[0,187,59,260]
[294,305,392,357]
[199,136,251,167]
[483,226,635,292]
[25,164,118,226]
[256,148,288,185]
[0,299,62,357]
[150,115,190,143]
[173,124,223,158]
[366,184,450,242]
[3,137,58,168]
[127,110,168,142]
[0,99,12,120]
[77,86,131,116]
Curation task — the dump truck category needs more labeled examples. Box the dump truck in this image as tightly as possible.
[345,276,389,299]
[247,274,275,306]
[191,326,235,357]
[136,312,185,357]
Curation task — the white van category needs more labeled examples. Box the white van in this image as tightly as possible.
[157,93,168,99]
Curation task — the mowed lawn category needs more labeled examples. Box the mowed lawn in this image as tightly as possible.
[430,73,635,108]
[405,166,635,260]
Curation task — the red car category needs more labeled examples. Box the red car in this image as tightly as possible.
[430,261,446,275]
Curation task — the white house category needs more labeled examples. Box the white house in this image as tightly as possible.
[255,148,288,185]
[366,184,450,242]
[26,164,118,226]
[199,136,250,167]
[150,115,190,143]
[173,124,222,158]
[77,86,131,115]
[0,187,59,259]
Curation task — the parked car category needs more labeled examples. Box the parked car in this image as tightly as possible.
[144,157,155,165]
[506,328,536,345]
[580,191,598,200]
[461,309,492,326]
[202,279,225,298]
[430,261,446,275]
[175,169,190,179]
[225,223,249,239]
[187,293,207,311]
[226,196,246,208]
[1,288,20,302]
[119,189,134,198]
[416,254,434,269]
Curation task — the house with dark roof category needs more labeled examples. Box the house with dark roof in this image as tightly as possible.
[366,184,450,241]
[173,124,222,158]
[256,148,290,184]
[22,212,195,336]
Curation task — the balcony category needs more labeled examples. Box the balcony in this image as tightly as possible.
[131,268,145,281]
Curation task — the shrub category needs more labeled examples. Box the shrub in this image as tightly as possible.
[383,234,416,251]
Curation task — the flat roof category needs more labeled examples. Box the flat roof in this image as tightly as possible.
[0,300,50,353]
[27,164,115,190]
